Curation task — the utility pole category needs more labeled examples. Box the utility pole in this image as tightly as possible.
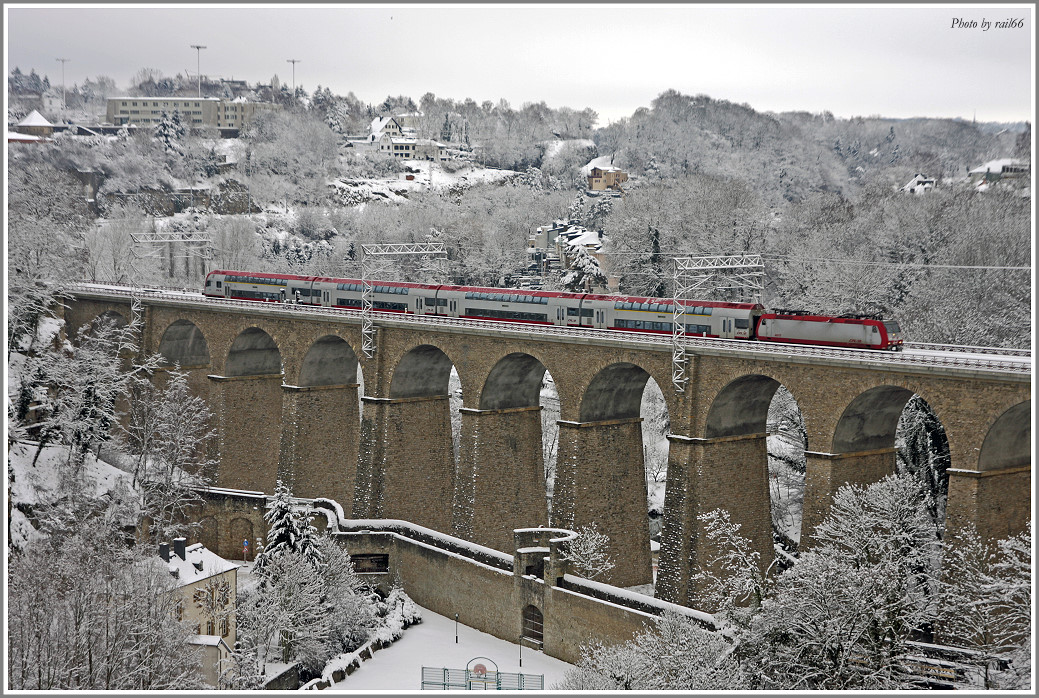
[191,44,206,97]
[286,59,300,98]
[55,57,69,110]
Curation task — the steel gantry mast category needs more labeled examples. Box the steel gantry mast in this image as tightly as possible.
[130,226,213,283]
[359,242,448,358]
[671,254,765,392]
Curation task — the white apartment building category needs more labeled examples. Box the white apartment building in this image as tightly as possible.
[105,96,278,129]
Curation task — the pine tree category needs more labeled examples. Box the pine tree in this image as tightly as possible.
[254,480,322,575]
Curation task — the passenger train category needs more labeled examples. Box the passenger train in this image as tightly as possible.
[203,269,904,351]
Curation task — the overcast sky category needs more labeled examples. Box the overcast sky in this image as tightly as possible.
[5,4,1034,125]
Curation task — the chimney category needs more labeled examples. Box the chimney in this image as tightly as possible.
[173,537,187,560]
[159,542,170,562]
[193,560,203,572]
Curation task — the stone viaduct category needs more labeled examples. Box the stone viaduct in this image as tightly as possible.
[63,291,1031,608]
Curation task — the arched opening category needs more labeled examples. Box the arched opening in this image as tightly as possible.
[978,401,1030,471]
[641,378,669,556]
[80,309,129,339]
[298,335,358,387]
[580,362,652,422]
[157,319,210,367]
[196,516,218,552]
[705,374,782,438]
[832,385,915,453]
[896,395,952,530]
[225,327,281,377]
[230,517,254,561]
[521,605,544,644]
[389,344,453,398]
[766,386,807,549]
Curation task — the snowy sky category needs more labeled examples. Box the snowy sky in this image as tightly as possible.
[5,3,1034,125]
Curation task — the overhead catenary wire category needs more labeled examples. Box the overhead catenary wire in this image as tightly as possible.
[596,250,1029,271]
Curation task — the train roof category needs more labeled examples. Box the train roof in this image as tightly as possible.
[209,269,316,282]
[437,284,580,300]
[760,311,890,324]
[592,293,764,310]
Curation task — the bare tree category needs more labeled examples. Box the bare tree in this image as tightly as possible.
[565,524,616,581]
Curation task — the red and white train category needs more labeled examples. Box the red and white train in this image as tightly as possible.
[203,269,904,351]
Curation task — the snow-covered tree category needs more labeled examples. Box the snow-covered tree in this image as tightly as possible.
[124,367,216,543]
[741,474,941,690]
[557,612,746,690]
[690,509,773,620]
[560,244,608,292]
[7,505,206,690]
[565,524,616,580]
[939,522,1031,689]
[253,480,322,575]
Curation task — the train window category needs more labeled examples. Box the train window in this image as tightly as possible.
[566,307,579,316]
[425,297,437,307]
[581,308,593,317]
[884,321,901,333]
[735,319,750,329]
[872,326,879,333]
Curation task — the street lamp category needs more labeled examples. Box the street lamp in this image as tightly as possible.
[55,58,69,111]
[455,613,459,644]
[190,44,206,97]
[286,58,300,97]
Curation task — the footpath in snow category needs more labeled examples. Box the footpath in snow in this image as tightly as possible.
[327,605,573,691]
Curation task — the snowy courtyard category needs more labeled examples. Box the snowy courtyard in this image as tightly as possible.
[327,605,573,691]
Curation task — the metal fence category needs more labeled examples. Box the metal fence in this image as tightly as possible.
[420,667,544,690]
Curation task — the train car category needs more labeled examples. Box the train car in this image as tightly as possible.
[311,278,440,314]
[756,310,904,351]
[605,296,765,339]
[204,270,318,303]
[432,285,577,326]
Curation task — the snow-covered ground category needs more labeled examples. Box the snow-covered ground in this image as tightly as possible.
[327,605,573,691]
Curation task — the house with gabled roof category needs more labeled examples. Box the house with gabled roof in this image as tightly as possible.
[14,109,55,137]
[159,538,241,688]
[369,116,404,143]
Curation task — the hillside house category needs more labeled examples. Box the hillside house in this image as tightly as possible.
[161,538,241,688]
[379,134,447,161]
[587,166,628,192]
[901,173,936,194]
[968,158,1030,183]
[368,116,404,144]
[14,109,55,137]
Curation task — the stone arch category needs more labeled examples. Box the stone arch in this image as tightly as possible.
[832,385,915,453]
[705,374,783,438]
[229,517,254,561]
[225,326,282,377]
[978,401,1030,471]
[80,309,128,337]
[298,334,358,387]
[157,319,210,367]
[389,344,454,398]
[579,362,652,422]
[480,352,548,410]
[197,516,218,552]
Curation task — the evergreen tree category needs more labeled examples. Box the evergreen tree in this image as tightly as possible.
[254,480,322,575]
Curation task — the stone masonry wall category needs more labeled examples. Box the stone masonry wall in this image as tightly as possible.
[656,433,773,608]
[456,407,548,552]
[278,384,359,505]
[552,419,652,588]
[209,375,283,492]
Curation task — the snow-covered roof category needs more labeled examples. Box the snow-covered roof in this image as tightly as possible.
[187,634,231,647]
[17,109,53,127]
[564,230,603,248]
[370,116,400,134]
[164,542,241,586]
[970,158,1027,175]
[7,132,48,142]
